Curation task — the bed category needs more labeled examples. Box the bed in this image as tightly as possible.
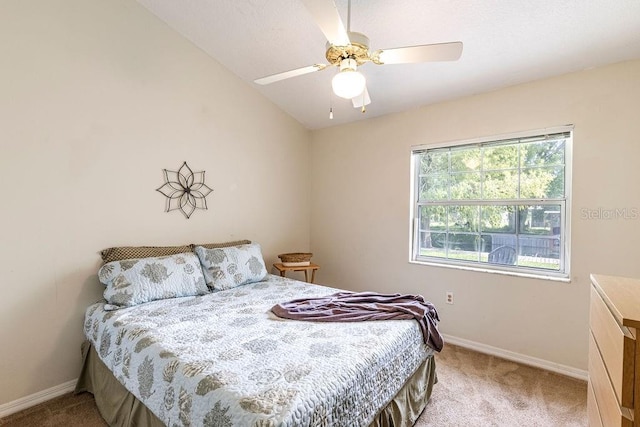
[75,243,439,427]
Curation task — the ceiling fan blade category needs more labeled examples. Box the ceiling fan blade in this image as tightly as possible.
[254,64,327,85]
[376,42,463,64]
[351,86,371,108]
[300,0,350,46]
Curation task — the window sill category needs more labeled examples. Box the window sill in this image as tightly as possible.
[409,259,571,283]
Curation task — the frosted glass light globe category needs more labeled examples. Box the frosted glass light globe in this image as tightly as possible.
[332,70,366,99]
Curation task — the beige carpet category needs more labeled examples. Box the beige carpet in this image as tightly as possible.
[417,344,587,426]
[0,344,587,426]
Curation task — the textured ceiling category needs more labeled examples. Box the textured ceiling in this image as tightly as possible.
[136,0,640,129]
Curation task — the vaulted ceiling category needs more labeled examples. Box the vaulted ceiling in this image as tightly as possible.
[137,0,640,129]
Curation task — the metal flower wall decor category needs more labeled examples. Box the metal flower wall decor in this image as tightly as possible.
[156,161,213,219]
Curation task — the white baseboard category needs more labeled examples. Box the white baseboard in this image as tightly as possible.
[0,378,77,418]
[442,334,588,381]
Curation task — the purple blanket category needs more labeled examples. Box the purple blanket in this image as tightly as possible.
[271,291,443,352]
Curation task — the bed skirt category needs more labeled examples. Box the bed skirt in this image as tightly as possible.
[75,341,436,427]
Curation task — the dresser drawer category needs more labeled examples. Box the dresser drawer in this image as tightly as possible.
[590,286,636,408]
[589,331,633,427]
[587,379,603,427]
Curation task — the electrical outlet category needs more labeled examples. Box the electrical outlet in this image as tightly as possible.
[446,291,454,304]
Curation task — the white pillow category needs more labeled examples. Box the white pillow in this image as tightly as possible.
[98,252,208,309]
[194,243,267,291]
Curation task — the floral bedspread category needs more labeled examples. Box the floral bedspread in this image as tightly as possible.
[84,274,432,427]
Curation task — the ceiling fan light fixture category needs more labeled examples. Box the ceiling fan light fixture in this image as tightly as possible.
[332,58,366,99]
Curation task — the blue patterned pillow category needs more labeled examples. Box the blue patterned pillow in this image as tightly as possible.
[194,243,268,290]
[98,252,208,310]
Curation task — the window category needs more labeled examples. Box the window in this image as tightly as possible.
[410,127,572,278]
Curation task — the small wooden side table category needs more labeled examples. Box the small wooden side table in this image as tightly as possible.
[273,263,320,283]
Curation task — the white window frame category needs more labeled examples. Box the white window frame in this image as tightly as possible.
[409,126,573,281]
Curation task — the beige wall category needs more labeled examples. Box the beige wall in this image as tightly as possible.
[0,0,310,405]
[310,60,640,371]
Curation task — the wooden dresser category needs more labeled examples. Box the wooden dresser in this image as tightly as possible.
[588,274,640,426]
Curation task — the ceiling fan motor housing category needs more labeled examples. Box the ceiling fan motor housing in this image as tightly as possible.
[325,31,371,66]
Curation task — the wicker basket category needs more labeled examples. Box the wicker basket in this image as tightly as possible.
[278,252,312,266]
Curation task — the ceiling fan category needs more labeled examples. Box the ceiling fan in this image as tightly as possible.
[254,0,463,112]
